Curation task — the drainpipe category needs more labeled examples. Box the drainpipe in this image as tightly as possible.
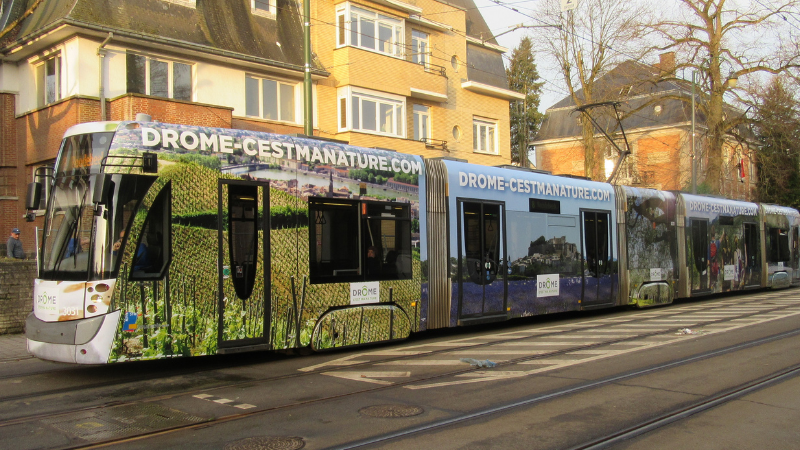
[97,32,113,121]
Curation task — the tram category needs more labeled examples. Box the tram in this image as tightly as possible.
[24,118,800,364]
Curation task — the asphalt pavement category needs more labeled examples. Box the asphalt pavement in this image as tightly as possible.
[0,333,30,361]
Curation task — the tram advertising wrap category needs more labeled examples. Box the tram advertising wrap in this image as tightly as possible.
[23,119,800,364]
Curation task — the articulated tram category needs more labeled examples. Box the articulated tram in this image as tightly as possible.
[25,119,800,364]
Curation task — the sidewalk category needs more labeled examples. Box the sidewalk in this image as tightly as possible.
[0,333,31,361]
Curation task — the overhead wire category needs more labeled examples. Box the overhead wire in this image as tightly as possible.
[270,0,756,173]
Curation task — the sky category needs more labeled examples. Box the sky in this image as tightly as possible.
[471,0,568,113]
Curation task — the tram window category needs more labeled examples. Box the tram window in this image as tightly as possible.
[364,202,412,281]
[308,198,412,284]
[229,184,258,300]
[767,227,790,262]
[130,183,171,280]
[309,199,360,283]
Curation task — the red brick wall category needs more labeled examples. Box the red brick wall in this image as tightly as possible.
[232,117,306,136]
[108,94,233,128]
[0,93,21,249]
[637,134,683,190]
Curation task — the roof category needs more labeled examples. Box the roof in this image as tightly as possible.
[535,59,752,142]
[446,0,509,90]
[0,0,326,75]
[536,60,693,141]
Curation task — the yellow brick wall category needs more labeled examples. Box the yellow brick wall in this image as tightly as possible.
[312,0,512,167]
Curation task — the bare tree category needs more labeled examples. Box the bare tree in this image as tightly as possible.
[651,0,800,194]
[533,0,650,180]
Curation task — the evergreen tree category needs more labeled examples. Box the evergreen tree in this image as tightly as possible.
[754,77,800,209]
[507,37,544,167]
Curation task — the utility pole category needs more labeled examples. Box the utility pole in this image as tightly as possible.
[691,71,697,194]
[303,0,313,136]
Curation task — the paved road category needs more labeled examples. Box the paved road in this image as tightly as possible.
[1,289,799,449]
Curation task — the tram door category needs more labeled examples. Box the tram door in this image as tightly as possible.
[743,222,761,287]
[217,180,270,350]
[581,210,613,306]
[690,219,709,291]
[457,200,507,323]
[792,227,799,281]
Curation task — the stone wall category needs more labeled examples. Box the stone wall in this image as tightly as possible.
[0,259,35,334]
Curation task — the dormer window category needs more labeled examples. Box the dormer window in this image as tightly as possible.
[251,0,276,16]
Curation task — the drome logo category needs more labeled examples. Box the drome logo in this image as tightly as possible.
[36,292,57,311]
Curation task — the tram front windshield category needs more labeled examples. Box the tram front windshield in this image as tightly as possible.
[40,132,155,281]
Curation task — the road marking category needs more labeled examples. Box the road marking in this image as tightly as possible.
[450,350,551,355]
[193,394,256,409]
[404,307,800,389]
[376,360,495,366]
[322,371,410,385]
[497,342,594,346]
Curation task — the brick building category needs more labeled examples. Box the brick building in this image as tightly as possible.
[532,56,755,199]
[0,0,520,255]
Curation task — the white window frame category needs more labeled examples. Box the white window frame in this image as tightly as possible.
[338,87,405,138]
[162,0,196,7]
[251,0,276,17]
[473,118,498,154]
[126,52,193,101]
[411,30,430,68]
[413,104,430,141]
[245,75,299,124]
[36,54,62,108]
[336,3,404,58]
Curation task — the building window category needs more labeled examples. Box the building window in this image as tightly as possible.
[411,30,429,67]
[473,118,497,154]
[245,75,297,123]
[452,125,461,141]
[126,53,192,101]
[339,87,405,138]
[36,55,61,108]
[413,104,430,141]
[336,4,403,58]
[251,0,276,16]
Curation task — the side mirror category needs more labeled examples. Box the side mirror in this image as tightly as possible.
[26,182,42,210]
[93,174,113,204]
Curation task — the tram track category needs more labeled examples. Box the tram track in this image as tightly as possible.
[0,290,792,406]
[0,292,798,448]
[66,321,800,449]
[331,327,800,450]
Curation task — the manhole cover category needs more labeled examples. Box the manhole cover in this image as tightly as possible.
[359,404,424,418]
[224,436,305,450]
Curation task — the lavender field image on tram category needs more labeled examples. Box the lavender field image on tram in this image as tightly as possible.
[440,161,618,325]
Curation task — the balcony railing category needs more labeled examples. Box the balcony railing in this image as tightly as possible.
[421,138,447,151]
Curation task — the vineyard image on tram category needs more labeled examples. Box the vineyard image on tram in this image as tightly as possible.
[24,119,800,364]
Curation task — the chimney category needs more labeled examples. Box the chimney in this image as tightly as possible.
[657,52,675,74]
